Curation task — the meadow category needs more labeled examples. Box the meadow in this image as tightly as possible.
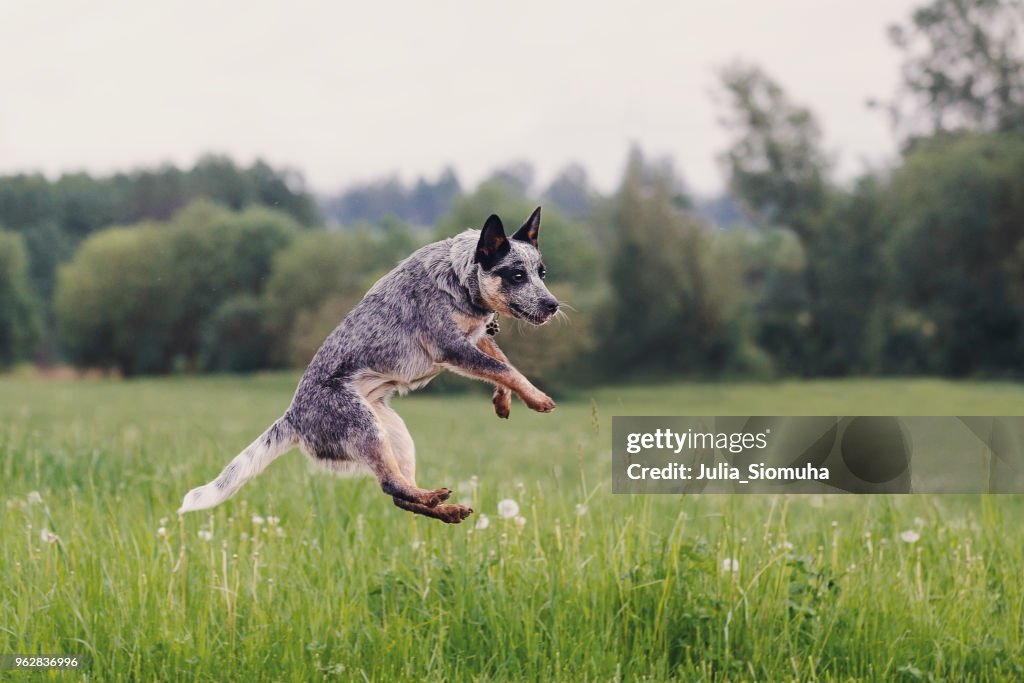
[2,375,1024,681]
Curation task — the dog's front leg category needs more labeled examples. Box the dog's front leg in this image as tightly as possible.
[442,339,555,413]
[476,336,513,418]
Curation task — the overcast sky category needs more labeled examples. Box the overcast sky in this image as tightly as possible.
[1,0,919,197]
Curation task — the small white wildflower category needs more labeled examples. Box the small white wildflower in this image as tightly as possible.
[156,526,168,538]
[475,514,491,530]
[251,514,266,525]
[900,529,920,544]
[275,527,285,537]
[514,515,527,531]
[575,503,588,516]
[197,529,213,542]
[780,541,794,551]
[411,540,423,551]
[721,557,740,573]
[497,499,519,519]
[267,516,279,526]
[40,528,60,544]
[27,491,43,505]
[159,516,169,526]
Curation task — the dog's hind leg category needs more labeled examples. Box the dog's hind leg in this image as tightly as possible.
[371,399,473,523]
[373,400,418,484]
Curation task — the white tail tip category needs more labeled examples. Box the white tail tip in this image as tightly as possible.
[177,485,224,514]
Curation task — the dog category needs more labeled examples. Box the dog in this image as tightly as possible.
[178,208,558,523]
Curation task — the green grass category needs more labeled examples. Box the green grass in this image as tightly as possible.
[2,375,1024,681]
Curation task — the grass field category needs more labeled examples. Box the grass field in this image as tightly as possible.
[3,375,1024,681]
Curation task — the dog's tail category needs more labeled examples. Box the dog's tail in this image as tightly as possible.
[178,418,297,514]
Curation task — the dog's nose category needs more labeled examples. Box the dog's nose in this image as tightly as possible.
[542,299,559,314]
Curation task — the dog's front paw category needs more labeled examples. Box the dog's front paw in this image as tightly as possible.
[436,503,474,524]
[524,392,556,413]
[493,386,511,419]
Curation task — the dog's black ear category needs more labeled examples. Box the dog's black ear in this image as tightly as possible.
[512,206,541,248]
[475,214,510,270]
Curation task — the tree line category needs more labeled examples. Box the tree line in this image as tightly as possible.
[0,0,1021,386]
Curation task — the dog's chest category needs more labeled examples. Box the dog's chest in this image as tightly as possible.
[452,312,493,344]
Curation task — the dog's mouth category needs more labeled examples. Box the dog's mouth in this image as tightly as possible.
[509,304,553,326]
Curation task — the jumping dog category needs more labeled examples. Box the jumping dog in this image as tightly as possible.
[178,208,558,523]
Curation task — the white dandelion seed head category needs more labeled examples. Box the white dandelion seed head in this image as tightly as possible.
[197,530,213,542]
[721,557,740,573]
[514,515,527,531]
[156,526,168,538]
[781,541,794,551]
[575,504,588,516]
[251,515,266,525]
[900,529,920,544]
[475,514,491,530]
[27,491,43,505]
[497,499,519,519]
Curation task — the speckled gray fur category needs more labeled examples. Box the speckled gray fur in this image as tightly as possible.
[178,209,558,524]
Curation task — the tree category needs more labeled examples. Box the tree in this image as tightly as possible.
[717,63,831,243]
[600,148,763,378]
[56,225,180,375]
[885,0,1024,137]
[0,229,40,368]
[885,132,1024,374]
[55,201,302,375]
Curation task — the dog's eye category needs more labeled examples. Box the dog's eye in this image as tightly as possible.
[511,271,526,283]
[538,266,546,280]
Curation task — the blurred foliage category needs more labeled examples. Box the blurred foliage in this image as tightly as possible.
[885,0,1024,139]
[717,62,831,244]
[10,0,1024,381]
[884,132,1024,375]
[0,229,41,368]
[56,203,302,375]
[320,167,461,229]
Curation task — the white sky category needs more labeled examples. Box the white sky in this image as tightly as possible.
[0,0,919,197]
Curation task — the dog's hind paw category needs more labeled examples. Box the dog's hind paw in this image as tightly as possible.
[422,487,452,507]
[436,503,474,524]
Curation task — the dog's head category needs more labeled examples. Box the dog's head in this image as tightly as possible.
[473,207,559,325]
